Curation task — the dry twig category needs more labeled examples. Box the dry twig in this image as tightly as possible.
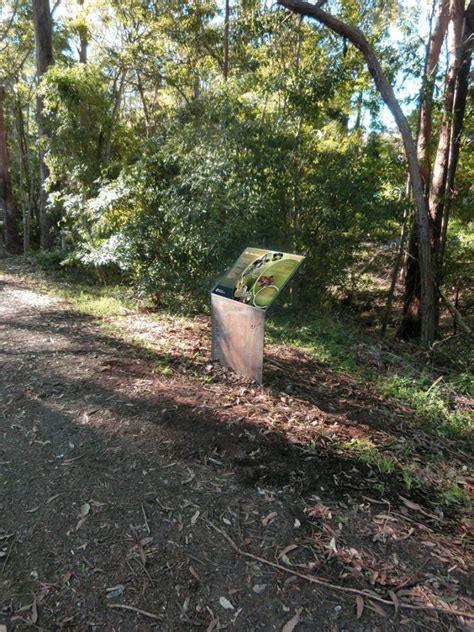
[107,603,162,621]
[206,520,474,620]
[141,503,150,535]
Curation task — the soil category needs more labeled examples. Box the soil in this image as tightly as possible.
[0,260,472,631]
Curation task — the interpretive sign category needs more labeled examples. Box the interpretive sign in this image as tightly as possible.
[211,248,304,383]
[212,248,304,310]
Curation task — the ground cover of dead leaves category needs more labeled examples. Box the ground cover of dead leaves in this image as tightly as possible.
[0,265,472,631]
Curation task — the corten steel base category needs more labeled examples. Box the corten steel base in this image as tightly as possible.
[211,293,265,384]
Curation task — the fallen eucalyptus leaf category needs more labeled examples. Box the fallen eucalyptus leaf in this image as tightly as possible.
[75,516,88,531]
[261,511,277,527]
[106,584,125,599]
[388,590,399,612]
[31,598,38,624]
[282,608,302,632]
[207,619,218,632]
[79,502,90,518]
[219,596,234,610]
[137,541,147,565]
[368,600,386,617]
[278,544,298,560]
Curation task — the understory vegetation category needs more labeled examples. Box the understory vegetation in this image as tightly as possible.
[1,0,472,337]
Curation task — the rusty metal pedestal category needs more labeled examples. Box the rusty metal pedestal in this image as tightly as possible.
[211,293,265,384]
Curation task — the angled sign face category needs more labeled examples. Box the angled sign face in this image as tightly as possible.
[212,247,304,310]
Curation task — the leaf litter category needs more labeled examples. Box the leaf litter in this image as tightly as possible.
[0,261,473,631]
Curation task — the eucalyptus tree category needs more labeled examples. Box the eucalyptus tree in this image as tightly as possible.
[277,0,472,347]
[401,0,473,338]
[32,0,54,249]
[0,1,20,252]
[0,84,20,252]
[0,0,34,253]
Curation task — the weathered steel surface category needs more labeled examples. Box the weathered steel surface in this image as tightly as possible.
[211,293,265,384]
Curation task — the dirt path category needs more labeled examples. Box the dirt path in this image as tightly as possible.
[0,264,472,631]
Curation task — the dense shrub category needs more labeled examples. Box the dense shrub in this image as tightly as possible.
[59,90,404,301]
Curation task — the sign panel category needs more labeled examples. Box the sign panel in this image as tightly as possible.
[212,247,304,310]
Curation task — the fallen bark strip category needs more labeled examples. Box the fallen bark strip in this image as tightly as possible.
[107,603,162,621]
[206,520,474,620]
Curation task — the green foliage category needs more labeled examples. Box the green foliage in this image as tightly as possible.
[267,306,357,369]
[40,63,113,189]
[341,437,398,474]
[34,249,66,271]
[62,85,405,301]
[379,372,472,443]
[268,307,472,450]
[0,0,471,346]
[442,220,473,288]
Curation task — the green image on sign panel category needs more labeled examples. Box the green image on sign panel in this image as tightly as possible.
[212,247,304,309]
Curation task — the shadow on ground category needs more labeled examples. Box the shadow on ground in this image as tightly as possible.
[1,275,472,631]
[2,297,470,514]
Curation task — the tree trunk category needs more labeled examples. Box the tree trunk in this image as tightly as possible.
[381,200,410,338]
[278,0,436,348]
[105,71,125,166]
[32,0,54,250]
[400,226,423,338]
[292,16,304,255]
[15,97,32,253]
[354,91,363,130]
[223,0,230,80]
[440,0,474,267]
[136,71,151,137]
[416,0,450,190]
[400,0,449,339]
[428,0,463,254]
[78,0,88,64]
[79,37,88,64]
[400,0,470,337]
[0,85,21,253]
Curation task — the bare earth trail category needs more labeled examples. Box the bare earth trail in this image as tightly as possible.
[0,263,472,631]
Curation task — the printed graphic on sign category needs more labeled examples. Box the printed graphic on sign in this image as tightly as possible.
[212,248,304,309]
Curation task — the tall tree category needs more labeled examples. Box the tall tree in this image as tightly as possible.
[440,0,474,265]
[277,0,437,348]
[416,0,450,190]
[0,85,20,253]
[224,0,230,79]
[399,0,449,338]
[78,0,89,64]
[32,0,54,250]
[399,0,473,338]
[14,95,33,254]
